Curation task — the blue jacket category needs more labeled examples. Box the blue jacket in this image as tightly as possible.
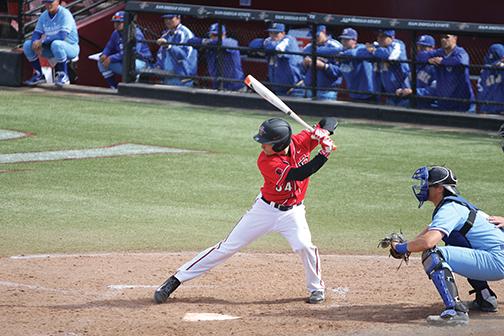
[477,44,504,114]
[423,46,474,112]
[188,37,244,91]
[365,39,411,94]
[156,24,198,78]
[303,38,342,97]
[415,51,437,108]
[249,35,304,95]
[334,44,376,100]
[103,27,152,64]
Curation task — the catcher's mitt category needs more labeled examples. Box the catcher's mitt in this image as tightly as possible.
[378,232,411,268]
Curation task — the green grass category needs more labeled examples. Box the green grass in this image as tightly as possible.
[1,90,503,256]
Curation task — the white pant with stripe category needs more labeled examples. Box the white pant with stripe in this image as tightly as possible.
[175,196,324,293]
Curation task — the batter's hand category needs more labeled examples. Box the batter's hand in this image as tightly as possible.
[311,125,330,143]
[319,137,335,158]
[489,216,504,228]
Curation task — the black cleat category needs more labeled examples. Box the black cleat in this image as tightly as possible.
[466,289,498,312]
[154,275,180,304]
[308,290,325,304]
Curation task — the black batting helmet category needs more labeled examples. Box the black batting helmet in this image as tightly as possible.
[253,118,292,152]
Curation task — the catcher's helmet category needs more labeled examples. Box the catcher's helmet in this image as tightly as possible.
[253,118,292,152]
[412,166,458,208]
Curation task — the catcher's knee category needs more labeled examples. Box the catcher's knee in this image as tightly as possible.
[422,248,450,276]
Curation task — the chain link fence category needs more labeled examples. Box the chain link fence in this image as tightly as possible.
[123,2,504,115]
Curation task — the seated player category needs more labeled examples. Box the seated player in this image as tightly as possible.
[23,0,79,87]
[97,11,152,89]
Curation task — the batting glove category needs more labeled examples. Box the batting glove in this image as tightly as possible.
[319,137,335,158]
[311,125,330,143]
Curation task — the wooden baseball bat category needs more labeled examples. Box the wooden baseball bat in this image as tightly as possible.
[244,75,314,132]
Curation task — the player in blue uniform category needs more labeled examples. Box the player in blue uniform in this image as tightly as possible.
[302,25,342,100]
[422,34,475,112]
[155,14,197,86]
[249,22,304,97]
[333,28,376,102]
[477,44,504,114]
[391,166,504,325]
[364,30,410,106]
[97,11,152,89]
[397,35,437,108]
[23,0,79,87]
[187,23,244,91]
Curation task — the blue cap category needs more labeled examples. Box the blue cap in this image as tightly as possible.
[378,29,395,38]
[266,22,285,33]
[42,0,57,3]
[416,35,435,47]
[308,25,327,37]
[162,13,180,19]
[111,11,125,22]
[208,23,226,35]
[339,27,358,40]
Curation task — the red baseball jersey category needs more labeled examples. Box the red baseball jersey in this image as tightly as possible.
[257,130,319,206]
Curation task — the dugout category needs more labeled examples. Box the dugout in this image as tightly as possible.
[118,2,504,131]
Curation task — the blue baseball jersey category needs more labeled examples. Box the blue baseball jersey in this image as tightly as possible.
[477,44,504,114]
[303,38,342,98]
[336,44,376,100]
[415,51,437,108]
[249,35,304,95]
[429,202,504,251]
[189,37,244,91]
[367,39,410,94]
[103,27,152,64]
[423,47,474,112]
[33,6,78,44]
[156,23,198,77]
[428,200,504,281]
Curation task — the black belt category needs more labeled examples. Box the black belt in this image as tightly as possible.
[261,196,302,211]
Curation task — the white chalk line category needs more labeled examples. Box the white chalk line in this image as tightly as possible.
[0,143,198,164]
[183,312,241,321]
[8,251,420,261]
[0,280,74,294]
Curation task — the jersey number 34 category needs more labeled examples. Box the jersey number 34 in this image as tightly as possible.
[276,182,293,192]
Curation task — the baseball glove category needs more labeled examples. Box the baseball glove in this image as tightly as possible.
[378,232,411,267]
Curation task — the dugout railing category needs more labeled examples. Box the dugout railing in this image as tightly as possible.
[123,1,504,115]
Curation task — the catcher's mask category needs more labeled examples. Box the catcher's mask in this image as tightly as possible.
[253,118,292,152]
[412,166,458,208]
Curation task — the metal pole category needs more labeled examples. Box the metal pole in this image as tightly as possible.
[18,0,24,45]
[217,21,224,90]
[410,30,418,108]
[122,11,135,84]
[310,23,317,100]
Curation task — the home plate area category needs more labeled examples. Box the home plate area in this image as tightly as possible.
[1,252,503,336]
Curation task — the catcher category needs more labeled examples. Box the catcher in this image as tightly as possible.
[380,165,504,326]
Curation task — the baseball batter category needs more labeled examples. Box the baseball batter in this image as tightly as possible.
[154,117,337,304]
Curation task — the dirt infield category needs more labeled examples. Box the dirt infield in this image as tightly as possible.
[1,252,503,336]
